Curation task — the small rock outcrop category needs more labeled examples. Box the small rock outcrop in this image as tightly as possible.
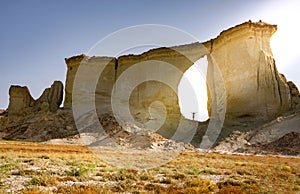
[7,81,64,119]
[36,81,63,112]
[2,81,76,141]
[8,86,35,118]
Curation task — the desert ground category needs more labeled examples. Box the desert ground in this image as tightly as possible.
[0,140,299,194]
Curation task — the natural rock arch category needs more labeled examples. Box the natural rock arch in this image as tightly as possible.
[64,21,293,139]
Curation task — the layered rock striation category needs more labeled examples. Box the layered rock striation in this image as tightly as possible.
[64,21,298,139]
[204,22,292,123]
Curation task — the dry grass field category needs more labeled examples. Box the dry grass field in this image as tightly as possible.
[0,140,300,193]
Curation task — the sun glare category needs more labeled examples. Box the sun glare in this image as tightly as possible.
[265,1,300,75]
[178,56,208,122]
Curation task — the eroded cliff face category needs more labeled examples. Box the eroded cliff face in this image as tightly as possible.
[64,54,87,109]
[65,22,292,135]
[63,21,297,139]
[65,44,208,139]
[204,22,292,125]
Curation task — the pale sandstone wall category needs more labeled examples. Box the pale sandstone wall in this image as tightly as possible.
[117,47,206,137]
[206,22,291,122]
[64,21,294,137]
[65,45,207,138]
[64,54,87,109]
[64,55,116,116]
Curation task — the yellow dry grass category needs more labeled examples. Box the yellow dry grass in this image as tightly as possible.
[0,140,299,193]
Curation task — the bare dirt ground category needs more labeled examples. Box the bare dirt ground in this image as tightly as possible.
[0,140,300,193]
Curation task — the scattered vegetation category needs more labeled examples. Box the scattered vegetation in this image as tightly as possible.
[184,178,217,193]
[0,140,299,193]
[281,165,292,172]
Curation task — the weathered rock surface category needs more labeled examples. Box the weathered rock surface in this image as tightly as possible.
[64,45,207,139]
[64,21,296,141]
[205,22,292,124]
[7,81,63,119]
[2,109,77,142]
[2,81,67,141]
[36,81,63,112]
[64,54,89,109]
[8,86,35,118]
[288,81,300,108]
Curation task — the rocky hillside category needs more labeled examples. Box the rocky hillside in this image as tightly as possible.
[213,104,300,156]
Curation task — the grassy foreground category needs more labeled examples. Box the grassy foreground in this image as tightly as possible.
[0,140,299,194]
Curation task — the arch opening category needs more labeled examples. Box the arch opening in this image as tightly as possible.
[178,56,209,122]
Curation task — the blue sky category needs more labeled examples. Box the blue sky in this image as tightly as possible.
[1,0,300,115]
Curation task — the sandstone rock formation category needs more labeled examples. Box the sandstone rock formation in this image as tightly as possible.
[2,81,71,141]
[8,86,35,118]
[2,21,299,151]
[36,81,63,112]
[64,54,88,109]
[204,22,293,125]
[7,81,64,119]
[64,45,208,139]
[64,21,296,141]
